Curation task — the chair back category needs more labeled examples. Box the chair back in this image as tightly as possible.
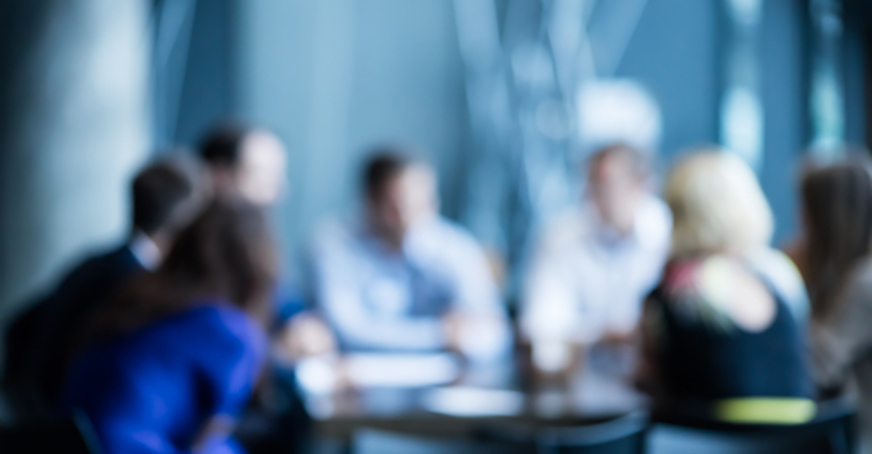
[537,411,648,454]
[648,399,856,454]
[353,428,531,454]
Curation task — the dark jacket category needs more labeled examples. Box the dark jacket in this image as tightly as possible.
[3,245,145,420]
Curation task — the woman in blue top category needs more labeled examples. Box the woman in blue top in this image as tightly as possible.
[61,198,277,454]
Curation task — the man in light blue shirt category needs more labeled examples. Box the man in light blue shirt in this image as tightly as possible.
[310,150,509,358]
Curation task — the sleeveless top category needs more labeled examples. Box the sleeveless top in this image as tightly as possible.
[647,257,815,411]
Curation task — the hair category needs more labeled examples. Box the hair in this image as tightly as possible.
[132,159,196,236]
[362,147,421,200]
[800,159,872,321]
[199,122,251,166]
[588,143,651,181]
[84,197,277,343]
[665,149,774,257]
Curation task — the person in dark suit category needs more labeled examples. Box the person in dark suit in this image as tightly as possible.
[2,156,204,422]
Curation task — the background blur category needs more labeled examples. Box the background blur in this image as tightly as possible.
[0,0,870,323]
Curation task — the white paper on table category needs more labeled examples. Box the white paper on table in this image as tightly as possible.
[421,386,526,417]
[345,353,461,388]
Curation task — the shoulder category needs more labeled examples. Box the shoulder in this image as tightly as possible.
[60,246,139,285]
[837,258,872,309]
[654,257,741,329]
[635,196,672,248]
[427,217,480,247]
[535,207,588,251]
[404,217,488,266]
[152,305,268,364]
[746,248,809,321]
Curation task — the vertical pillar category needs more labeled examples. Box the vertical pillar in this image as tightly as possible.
[0,1,151,324]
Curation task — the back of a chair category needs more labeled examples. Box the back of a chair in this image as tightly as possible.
[647,424,835,454]
[0,411,101,454]
[651,399,856,454]
[537,412,648,454]
[353,428,532,454]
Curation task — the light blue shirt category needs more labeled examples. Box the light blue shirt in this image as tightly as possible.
[310,215,503,352]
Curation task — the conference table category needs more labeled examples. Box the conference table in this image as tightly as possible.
[297,342,648,442]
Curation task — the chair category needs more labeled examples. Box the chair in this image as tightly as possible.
[648,399,856,454]
[352,428,533,454]
[537,412,648,454]
[0,410,102,454]
[476,411,648,454]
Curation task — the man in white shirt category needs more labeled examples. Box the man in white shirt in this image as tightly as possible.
[521,144,672,373]
[310,150,509,359]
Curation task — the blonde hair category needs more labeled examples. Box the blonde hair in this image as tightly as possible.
[665,149,774,257]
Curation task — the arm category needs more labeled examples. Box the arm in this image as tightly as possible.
[811,263,872,390]
[64,308,265,454]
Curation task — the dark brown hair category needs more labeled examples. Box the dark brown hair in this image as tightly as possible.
[801,159,872,320]
[362,146,428,201]
[132,160,195,235]
[199,121,251,166]
[86,197,277,342]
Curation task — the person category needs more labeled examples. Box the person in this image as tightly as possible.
[198,122,318,454]
[638,149,814,424]
[199,122,288,207]
[520,144,672,374]
[60,198,276,454]
[198,122,309,328]
[309,149,509,358]
[791,159,872,451]
[2,156,204,421]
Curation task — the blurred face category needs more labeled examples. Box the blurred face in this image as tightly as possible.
[368,164,438,247]
[587,154,644,235]
[236,130,288,206]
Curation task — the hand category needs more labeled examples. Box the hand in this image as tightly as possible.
[274,312,337,364]
[443,311,511,360]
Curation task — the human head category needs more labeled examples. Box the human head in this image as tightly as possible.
[131,156,204,251]
[665,149,773,257]
[362,148,438,247]
[586,143,650,235]
[800,158,872,320]
[92,198,278,340]
[159,197,278,317]
[199,122,288,206]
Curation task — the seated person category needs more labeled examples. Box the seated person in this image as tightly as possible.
[3,156,203,420]
[199,122,288,207]
[309,149,509,359]
[791,159,872,450]
[61,198,275,454]
[520,144,671,374]
[638,149,814,424]
[199,123,318,454]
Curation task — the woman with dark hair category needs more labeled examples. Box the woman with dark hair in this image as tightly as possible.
[60,198,277,454]
[793,158,872,452]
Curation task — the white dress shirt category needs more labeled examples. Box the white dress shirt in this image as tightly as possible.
[310,214,505,353]
[521,195,672,345]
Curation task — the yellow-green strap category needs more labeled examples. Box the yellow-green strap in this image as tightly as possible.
[714,398,816,425]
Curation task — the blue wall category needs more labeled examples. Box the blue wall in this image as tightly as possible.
[177,0,814,254]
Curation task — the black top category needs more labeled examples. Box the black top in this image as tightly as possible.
[3,245,144,419]
[647,258,815,407]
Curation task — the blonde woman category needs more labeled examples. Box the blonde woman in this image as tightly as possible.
[638,149,814,424]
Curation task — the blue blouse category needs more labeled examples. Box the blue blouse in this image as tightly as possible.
[61,304,268,454]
